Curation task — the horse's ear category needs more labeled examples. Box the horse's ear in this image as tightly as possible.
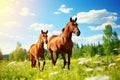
[46,30,48,34]
[70,17,73,22]
[62,28,65,32]
[75,17,77,22]
[41,30,43,33]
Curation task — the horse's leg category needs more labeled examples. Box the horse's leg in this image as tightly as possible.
[35,56,40,71]
[48,49,55,65]
[29,53,34,68]
[33,59,36,67]
[61,53,66,69]
[41,56,46,71]
[54,52,58,65]
[68,51,72,70]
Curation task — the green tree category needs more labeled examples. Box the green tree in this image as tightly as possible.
[9,42,28,61]
[103,24,114,55]
[112,31,120,54]
[112,31,119,48]
[0,48,3,60]
[72,43,81,58]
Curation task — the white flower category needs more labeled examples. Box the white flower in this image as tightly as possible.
[7,61,16,67]
[108,63,116,67]
[85,75,110,80]
[49,71,58,76]
[85,68,93,72]
[63,69,68,71]
[78,58,91,64]
[95,67,104,71]
[94,61,102,64]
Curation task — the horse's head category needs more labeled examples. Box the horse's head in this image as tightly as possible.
[66,17,80,36]
[40,30,48,44]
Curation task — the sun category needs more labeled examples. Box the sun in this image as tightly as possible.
[0,0,9,9]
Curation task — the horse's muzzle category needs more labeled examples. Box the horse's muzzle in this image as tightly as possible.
[76,30,80,36]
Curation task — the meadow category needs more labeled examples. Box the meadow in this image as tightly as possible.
[0,55,120,80]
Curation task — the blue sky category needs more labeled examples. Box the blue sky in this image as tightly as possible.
[0,0,120,54]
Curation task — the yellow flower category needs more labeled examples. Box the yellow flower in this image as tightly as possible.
[115,58,120,61]
[36,78,39,80]
[33,67,37,70]
[40,72,43,76]
[20,77,26,80]
[43,74,46,78]
[53,66,57,70]
[71,59,77,63]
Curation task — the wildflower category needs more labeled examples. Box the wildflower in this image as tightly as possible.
[40,72,46,78]
[78,58,91,64]
[36,78,43,80]
[85,75,110,80]
[94,61,102,64]
[7,61,16,67]
[20,77,26,80]
[95,67,104,71]
[63,69,68,71]
[49,71,58,76]
[95,54,100,58]
[108,63,116,68]
[85,68,93,72]
[71,59,77,63]
[24,59,28,63]
[53,66,57,70]
[115,54,120,62]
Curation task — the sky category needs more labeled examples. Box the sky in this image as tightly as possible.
[0,0,120,55]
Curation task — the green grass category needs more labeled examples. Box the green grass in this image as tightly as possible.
[0,55,120,80]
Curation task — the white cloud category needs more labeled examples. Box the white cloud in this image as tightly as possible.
[0,32,23,40]
[53,11,61,14]
[72,34,103,45]
[2,21,20,28]
[89,22,120,30]
[76,9,118,24]
[30,23,54,31]
[53,4,73,14]
[19,7,35,16]
[0,21,21,32]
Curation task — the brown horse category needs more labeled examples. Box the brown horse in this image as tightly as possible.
[29,30,48,71]
[47,17,80,70]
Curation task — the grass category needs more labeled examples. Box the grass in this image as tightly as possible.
[0,55,120,80]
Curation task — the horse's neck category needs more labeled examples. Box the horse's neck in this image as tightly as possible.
[37,38,44,48]
[62,26,72,40]
[60,26,72,44]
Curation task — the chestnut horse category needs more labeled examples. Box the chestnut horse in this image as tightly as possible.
[29,30,48,71]
[47,17,80,70]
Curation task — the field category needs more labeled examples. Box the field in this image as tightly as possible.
[0,55,120,80]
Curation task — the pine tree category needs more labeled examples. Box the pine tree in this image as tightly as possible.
[103,24,113,55]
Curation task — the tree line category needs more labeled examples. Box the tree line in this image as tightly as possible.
[0,24,120,61]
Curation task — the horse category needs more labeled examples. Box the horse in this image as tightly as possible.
[29,30,48,71]
[47,17,80,70]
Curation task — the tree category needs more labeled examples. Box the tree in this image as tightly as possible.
[9,42,28,61]
[112,31,119,48]
[0,48,3,60]
[103,24,114,55]
[72,43,81,58]
[112,31,120,54]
